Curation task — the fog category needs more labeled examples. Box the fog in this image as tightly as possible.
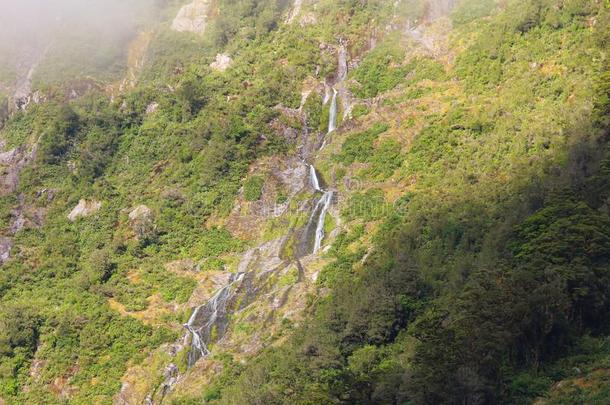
[0,0,162,81]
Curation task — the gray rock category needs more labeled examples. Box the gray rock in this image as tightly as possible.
[67,199,101,221]
[210,54,232,72]
[171,0,211,34]
[145,102,159,115]
[0,237,12,264]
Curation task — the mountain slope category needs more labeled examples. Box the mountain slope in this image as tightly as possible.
[0,1,608,404]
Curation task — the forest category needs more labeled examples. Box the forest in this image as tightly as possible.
[0,0,608,404]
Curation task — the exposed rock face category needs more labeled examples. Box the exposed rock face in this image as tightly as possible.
[128,204,152,221]
[286,0,303,24]
[210,53,232,72]
[171,0,212,34]
[67,199,101,221]
[128,204,155,239]
[120,31,153,92]
[0,143,36,197]
[13,65,36,110]
[0,237,12,265]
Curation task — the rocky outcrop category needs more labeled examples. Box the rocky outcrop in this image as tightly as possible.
[67,199,101,221]
[0,237,12,265]
[286,0,303,24]
[210,53,232,72]
[171,0,212,34]
[0,143,36,197]
[128,204,152,221]
[119,31,153,92]
[128,204,155,240]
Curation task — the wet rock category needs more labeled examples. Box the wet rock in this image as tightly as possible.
[67,199,101,221]
[115,382,133,405]
[159,363,180,398]
[210,53,232,72]
[171,0,211,34]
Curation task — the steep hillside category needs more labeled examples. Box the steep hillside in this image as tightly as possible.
[0,1,608,404]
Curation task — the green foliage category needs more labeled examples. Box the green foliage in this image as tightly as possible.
[206,0,291,49]
[452,0,498,25]
[350,104,370,119]
[365,139,403,179]
[335,122,402,179]
[342,188,388,222]
[304,92,324,130]
[208,2,610,404]
[192,227,244,259]
[243,175,265,201]
[351,35,407,98]
[335,122,389,164]
[36,104,80,164]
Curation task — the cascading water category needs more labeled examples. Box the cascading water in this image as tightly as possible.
[327,88,338,134]
[184,272,245,367]
[182,39,347,373]
[307,164,333,254]
[309,165,321,191]
[313,191,333,253]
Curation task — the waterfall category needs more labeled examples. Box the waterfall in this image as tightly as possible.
[184,272,245,367]
[313,191,333,254]
[304,164,333,254]
[328,88,338,134]
[310,165,321,191]
[305,165,333,254]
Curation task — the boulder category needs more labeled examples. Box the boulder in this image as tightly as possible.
[171,0,211,34]
[128,204,155,240]
[210,54,232,72]
[68,199,101,221]
[128,204,152,221]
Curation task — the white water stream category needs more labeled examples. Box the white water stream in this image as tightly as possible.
[327,88,338,134]
[184,272,245,367]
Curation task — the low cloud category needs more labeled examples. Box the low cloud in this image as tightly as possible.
[0,0,161,80]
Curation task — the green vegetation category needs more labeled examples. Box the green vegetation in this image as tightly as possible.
[0,0,608,404]
[188,1,610,404]
[243,175,265,201]
[351,35,408,98]
[335,122,389,164]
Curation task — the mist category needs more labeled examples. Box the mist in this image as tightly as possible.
[0,0,162,83]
